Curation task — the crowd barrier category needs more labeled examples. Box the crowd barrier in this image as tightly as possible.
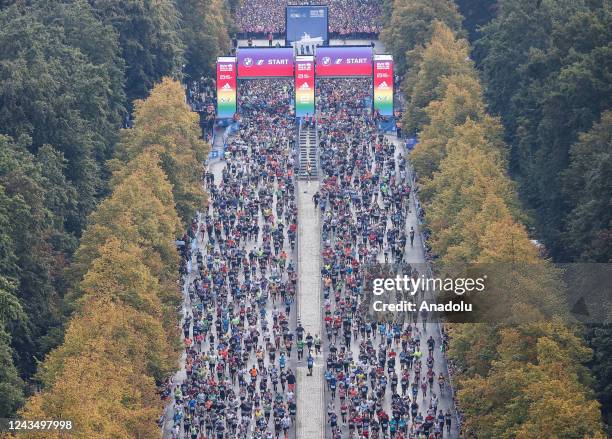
[208,120,239,161]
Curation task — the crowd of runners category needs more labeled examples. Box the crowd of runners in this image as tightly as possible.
[166,79,302,439]
[164,73,458,438]
[234,0,381,38]
[313,79,454,439]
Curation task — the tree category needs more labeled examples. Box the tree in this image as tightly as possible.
[114,78,209,223]
[402,21,475,133]
[23,310,161,439]
[476,0,612,260]
[69,150,181,297]
[380,0,464,75]
[458,322,604,439]
[0,135,66,379]
[409,73,494,178]
[88,0,184,104]
[585,325,612,433]
[0,1,126,230]
[563,110,612,262]
[383,1,607,435]
[0,275,26,417]
[454,0,498,41]
[177,0,231,79]
[43,239,177,387]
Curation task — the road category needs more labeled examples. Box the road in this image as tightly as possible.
[162,154,299,438]
[317,132,460,438]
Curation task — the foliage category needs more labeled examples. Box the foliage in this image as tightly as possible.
[0,0,218,421]
[454,0,498,41]
[458,322,604,439]
[114,77,210,223]
[0,275,26,417]
[563,111,612,262]
[380,0,464,75]
[177,0,232,79]
[0,135,71,383]
[0,1,126,229]
[585,325,612,432]
[401,22,475,134]
[20,77,203,433]
[88,0,184,105]
[382,2,607,433]
[476,0,612,261]
[68,149,182,303]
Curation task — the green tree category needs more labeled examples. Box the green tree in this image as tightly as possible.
[563,111,612,262]
[476,0,612,260]
[88,0,184,104]
[0,275,26,417]
[177,0,231,79]
[0,1,125,230]
[0,135,65,378]
[454,0,497,41]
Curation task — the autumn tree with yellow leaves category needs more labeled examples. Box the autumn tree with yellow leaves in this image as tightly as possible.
[113,77,209,224]
[383,9,606,437]
[18,78,208,437]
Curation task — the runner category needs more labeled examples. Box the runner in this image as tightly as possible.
[167,79,299,439]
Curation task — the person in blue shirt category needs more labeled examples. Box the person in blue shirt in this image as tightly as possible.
[307,353,314,376]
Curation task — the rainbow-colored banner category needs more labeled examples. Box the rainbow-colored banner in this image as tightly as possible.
[373,55,394,116]
[295,56,315,117]
[216,57,236,119]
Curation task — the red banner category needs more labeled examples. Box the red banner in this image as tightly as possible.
[237,48,294,78]
[315,46,373,77]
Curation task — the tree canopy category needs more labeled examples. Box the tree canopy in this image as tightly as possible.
[20,79,207,433]
[476,0,612,262]
[0,0,219,416]
[383,1,607,434]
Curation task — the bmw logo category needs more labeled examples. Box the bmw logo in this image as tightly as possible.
[322,56,331,65]
[244,57,253,66]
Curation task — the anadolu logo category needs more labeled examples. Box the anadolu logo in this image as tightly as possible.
[321,56,331,65]
[243,57,253,67]
[335,58,343,64]
[257,59,265,66]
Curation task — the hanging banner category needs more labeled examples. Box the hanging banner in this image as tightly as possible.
[216,57,236,119]
[295,56,315,117]
[237,48,294,78]
[373,54,394,116]
[315,46,372,77]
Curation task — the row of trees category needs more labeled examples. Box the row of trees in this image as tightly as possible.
[455,0,612,429]
[17,78,209,437]
[0,0,228,418]
[383,1,606,436]
[386,0,611,262]
[474,0,611,263]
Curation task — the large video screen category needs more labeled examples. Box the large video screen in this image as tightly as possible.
[315,46,373,77]
[237,48,294,78]
[286,5,329,47]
